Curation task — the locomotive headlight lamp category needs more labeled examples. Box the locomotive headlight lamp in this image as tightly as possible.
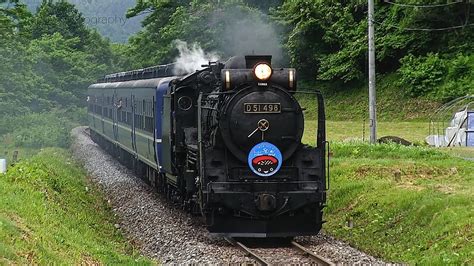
[254,63,272,81]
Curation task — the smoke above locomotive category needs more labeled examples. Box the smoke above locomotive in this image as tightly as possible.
[173,40,220,75]
[172,6,284,75]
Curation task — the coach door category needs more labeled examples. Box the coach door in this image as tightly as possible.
[112,90,118,141]
[101,93,105,134]
[131,94,138,156]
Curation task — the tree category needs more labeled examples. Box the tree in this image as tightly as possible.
[0,0,31,39]
[274,0,473,82]
[29,0,89,48]
[0,0,116,116]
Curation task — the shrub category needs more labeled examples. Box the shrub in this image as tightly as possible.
[435,54,474,101]
[398,53,447,97]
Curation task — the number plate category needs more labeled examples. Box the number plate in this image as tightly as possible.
[244,103,281,113]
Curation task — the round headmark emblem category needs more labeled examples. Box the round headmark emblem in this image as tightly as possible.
[248,142,283,177]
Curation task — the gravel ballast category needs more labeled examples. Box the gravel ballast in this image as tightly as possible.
[71,126,386,264]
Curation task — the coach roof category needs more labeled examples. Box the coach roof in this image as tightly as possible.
[88,77,178,90]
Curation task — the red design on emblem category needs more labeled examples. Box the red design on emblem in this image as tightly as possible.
[252,155,279,175]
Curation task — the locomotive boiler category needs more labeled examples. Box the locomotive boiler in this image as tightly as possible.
[87,55,329,237]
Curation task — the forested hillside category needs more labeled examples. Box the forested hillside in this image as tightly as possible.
[0,0,124,148]
[125,0,473,102]
[1,0,473,148]
[21,0,143,42]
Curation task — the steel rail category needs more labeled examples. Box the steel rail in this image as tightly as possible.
[291,240,335,266]
[224,237,270,266]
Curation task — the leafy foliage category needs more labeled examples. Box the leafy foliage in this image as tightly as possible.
[0,0,31,39]
[21,0,143,43]
[436,54,474,101]
[274,0,473,85]
[29,0,90,48]
[0,0,120,146]
[0,109,86,148]
[126,0,285,68]
[399,53,474,100]
[398,53,447,97]
[123,0,472,102]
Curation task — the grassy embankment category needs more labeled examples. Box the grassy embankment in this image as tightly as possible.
[300,77,473,264]
[323,143,473,264]
[0,148,152,264]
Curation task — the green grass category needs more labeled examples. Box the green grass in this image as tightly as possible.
[303,120,429,144]
[0,148,152,265]
[324,142,474,264]
[0,147,41,165]
[441,147,474,160]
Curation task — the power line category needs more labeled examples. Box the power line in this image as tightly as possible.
[373,19,474,31]
[383,0,464,8]
[378,0,473,31]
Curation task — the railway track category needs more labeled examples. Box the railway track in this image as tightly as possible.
[224,237,335,265]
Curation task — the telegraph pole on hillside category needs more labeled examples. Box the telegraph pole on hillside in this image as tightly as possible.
[368,0,377,143]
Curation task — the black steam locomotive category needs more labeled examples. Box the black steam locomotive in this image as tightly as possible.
[87,55,328,237]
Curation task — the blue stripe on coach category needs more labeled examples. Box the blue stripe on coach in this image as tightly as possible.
[155,79,171,173]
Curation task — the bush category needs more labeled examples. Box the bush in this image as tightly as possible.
[435,54,474,101]
[398,53,447,97]
[399,53,473,101]
[436,77,473,101]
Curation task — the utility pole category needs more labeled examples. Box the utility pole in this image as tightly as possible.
[368,0,377,143]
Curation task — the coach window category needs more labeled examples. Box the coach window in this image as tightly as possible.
[127,112,132,125]
[142,100,146,129]
[144,116,153,133]
[134,113,140,128]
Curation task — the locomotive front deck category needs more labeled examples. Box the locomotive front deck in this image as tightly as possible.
[205,180,325,237]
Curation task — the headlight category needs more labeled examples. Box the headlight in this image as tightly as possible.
[254,63,272,81]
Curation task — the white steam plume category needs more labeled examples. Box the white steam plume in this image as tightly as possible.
[173,40,219,75]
